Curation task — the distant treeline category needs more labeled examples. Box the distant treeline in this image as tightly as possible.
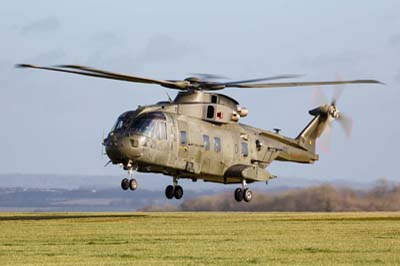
[140,180,400,212]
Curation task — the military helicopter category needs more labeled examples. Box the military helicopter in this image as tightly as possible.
[17,64,381,202]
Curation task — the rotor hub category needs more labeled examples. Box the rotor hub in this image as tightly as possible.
[183,77,202,89]
[328,105,340,119]
[184,77,201,83]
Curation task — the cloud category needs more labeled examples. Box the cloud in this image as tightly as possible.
[389,33,400,47]
[20,17,61,35]
[136,35,195,63]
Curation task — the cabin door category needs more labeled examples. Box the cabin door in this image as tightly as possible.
[177,120,189,161]
[187,122,202,174]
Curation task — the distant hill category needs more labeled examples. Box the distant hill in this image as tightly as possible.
[141,180,400,212]
[0,177,397,212]
[0,187,209,212]
[0,173,386,190]
[0,173,396,212]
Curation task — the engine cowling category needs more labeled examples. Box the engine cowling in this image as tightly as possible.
[237,107,249,117]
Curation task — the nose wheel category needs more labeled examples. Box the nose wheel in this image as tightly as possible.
[165,177,184,200]
[121,177,138,191]
[121,164,138,191]
[234,180,252,202]
[121,178,129,190]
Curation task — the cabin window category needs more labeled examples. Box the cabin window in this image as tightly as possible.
[256,139,262,151]
[211,95,218,104]
[180,131,187,145]
[214,137,221,152]
[203,135,210,150]
[207,105,214,119]
[241,142,248,157]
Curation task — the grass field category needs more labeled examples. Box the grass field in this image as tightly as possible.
[0,212,399,266]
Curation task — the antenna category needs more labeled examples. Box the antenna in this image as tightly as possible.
[166,92,173,103]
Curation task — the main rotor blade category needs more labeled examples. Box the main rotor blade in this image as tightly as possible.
[16,64,187,90]
[56,64,182,87]
[226,79,383,89]
[215,74,304,86]
[190,73,230,80]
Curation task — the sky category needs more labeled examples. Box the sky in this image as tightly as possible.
[0,1,400,188]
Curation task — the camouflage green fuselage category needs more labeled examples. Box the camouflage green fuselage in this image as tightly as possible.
[105,92,320,184]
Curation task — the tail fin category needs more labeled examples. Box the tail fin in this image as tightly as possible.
[296,108,332,154]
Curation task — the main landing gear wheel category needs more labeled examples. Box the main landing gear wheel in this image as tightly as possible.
[174,185,184,199]
[121,178,129,190]
[234,188,243,202]
[234,179,252,202]
[129,179,138,191]
[165,185,175,199]
[165,177,184,200]
[243,188,253,202]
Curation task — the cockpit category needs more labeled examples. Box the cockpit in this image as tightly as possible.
[111,111,135,131]
[111,111,167,140]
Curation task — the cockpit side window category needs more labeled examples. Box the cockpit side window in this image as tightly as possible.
[154,121,167,140]
[130,118,154,136]
[129,112,167,138]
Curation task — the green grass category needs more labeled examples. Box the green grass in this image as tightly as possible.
[0,212,400,266]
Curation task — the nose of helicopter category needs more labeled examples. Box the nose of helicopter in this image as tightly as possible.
[103,132,143,164]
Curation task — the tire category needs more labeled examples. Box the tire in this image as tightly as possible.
[121,178,129,190]
[234,188,243,202]
[165,185,175,199]
[243,188,252,202]
[174,185,184,200]
[129,179,138,191]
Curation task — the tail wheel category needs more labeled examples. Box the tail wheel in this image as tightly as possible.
[165,185,175,199]
[234,188,243,202]
[174,185,184,199]
[243,188,252,202]
[121,178,129,190]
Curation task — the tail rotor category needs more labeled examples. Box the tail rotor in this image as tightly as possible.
[312,78,353,152]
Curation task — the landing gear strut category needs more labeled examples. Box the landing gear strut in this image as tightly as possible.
[121,162,138,191]
[165,177,184,200]
[234,179,252,202]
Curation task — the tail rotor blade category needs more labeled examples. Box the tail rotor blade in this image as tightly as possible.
[332,87,344,105]
[102,130,105,157]
[312,87,329,106]
[338,113,353,137]
[332,73,344,105]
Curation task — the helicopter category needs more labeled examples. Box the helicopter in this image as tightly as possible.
[16,64,381,202]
